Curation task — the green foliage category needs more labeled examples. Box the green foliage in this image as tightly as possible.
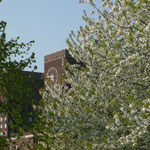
[0,20,37,146]
[39,0,150,149]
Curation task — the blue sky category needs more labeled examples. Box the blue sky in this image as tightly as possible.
[0,0,92,72]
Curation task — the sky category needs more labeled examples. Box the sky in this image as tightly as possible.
[0,0,92,72]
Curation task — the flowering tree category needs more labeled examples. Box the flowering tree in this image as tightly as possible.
[39,0,150,149]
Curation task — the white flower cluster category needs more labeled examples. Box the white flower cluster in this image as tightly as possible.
[39,0,150,149]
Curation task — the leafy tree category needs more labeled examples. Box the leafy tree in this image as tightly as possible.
[39,0,150,149]
[0,20,37,146]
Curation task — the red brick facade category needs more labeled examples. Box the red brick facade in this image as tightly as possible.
[0,114,8,137]
[44,49,76,85]
[44,50,67,85]
[9,132,33,150]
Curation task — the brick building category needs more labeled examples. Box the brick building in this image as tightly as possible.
[0,114,8,137]
[44,49,76,85]
[0,49,75,149]
[0,71,43,149]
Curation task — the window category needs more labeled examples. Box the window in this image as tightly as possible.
[27,141,31,147]
[4,117,7,121]
[15,145,18,150]
[0,125,3,129]
[0,117,3,122]
[4,131,7,135]
[21,143,25,149]
[4,124,7,128]
[29,117,32,122]
[9,146,12,150]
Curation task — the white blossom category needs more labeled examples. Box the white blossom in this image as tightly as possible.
[38,0,150,149]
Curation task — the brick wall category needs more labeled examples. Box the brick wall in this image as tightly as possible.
[0,114,8,136]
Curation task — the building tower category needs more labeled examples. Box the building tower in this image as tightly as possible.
[44,49,76,85]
